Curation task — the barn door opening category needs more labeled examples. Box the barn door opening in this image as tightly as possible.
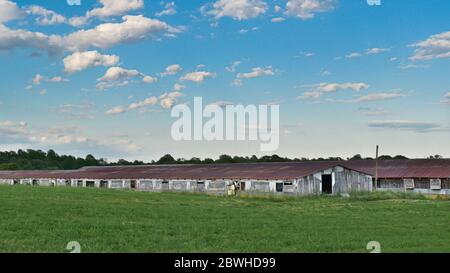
[100,180,108,188]
[196,181,205,192]
[130,180,137,189]
[276,183,284,193]
[322,175,332,194]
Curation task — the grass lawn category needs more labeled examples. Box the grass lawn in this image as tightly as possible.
[0,185,450,253]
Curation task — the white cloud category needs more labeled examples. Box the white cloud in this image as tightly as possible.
[63,50,120,73]
[69,0,144,26]
[352,92,406,102]
[173,83,186,91]
[236,66,275,79]
[161,64,183,77]
[48,76,69,83]
[441,92,450,105]
[285,0,335,20]
[299,82,369,100]
[398,63,428,70]
[96,81,129,90]
[314,82,369,93]
[98,67,143,81]
[26,5,66,25]
[0,0,23,23]
[226,61,241,73]
[180,71,216,83]
[32,74,68,86]
[97,66,157,83]
[63,15,180,52]
[32,74,44,85]
[358,107,393,116]
[331,92,407,103]
[106,92,182,115]
[271,17,285,23]
[51,102,95,120]
[156,2,177,17]
[368,120,442,132]
[233,66,275,86]
[294,51,315,58]
[0,24,62,56]
[106,105,127,115]
[366,47,390,55]
[203,0,268,21]
[0,119,142,155]
[97,66,156,89]
[410,31,450,61]
[128,96,158,111]
[142,75,157,83]
[232,78,243,86]
[159,92,183,109]
[0,15,179,56]
[346,52,362,59]
[67,0,81,6]
[239,27,258,34]
[0,120,28,137]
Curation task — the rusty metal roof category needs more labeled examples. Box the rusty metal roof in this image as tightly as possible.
[0,159,448,180]
[0,161,343,180]
[342,159,450,179]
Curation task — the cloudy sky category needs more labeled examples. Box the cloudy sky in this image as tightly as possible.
[0,0,449,161]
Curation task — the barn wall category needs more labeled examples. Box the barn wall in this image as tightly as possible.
[334,168,372,194]
[0,179,13,185]
[377,178,450,195]
[297,175,321,195]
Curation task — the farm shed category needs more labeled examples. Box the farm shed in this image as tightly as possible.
[343,159,450,195]
[0,162,373,196]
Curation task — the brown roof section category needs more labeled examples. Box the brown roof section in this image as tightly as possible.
[0,161,343,180]
[342,159,450,179]
[0,159,449,180]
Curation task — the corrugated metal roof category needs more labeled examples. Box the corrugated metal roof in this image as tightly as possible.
[0,161,342,180]
[0,159,448,180]
[342,159,450,179]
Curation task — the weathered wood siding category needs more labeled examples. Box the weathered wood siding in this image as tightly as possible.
[334,168,372,194]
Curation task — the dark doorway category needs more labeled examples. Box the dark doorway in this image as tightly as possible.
[162,181,169,191]
[322,175,332,194]
[86,181,95,187]
[100,180,108,188]
[32,180,38,186]
[276,183,284,193]
[13,180,20,185]
[240,182,246,191]
[130,180,137,189]
[196,181,205,192]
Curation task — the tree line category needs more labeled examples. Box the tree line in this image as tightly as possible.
[0,149,443,171]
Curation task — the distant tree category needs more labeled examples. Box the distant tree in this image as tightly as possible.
[203,158,214,164]
[157,154,176,164]
[349,154,363,160]
[216,154,234,163]
[428,155,443,159]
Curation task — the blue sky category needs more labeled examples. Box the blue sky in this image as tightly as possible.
[0,0,449,161]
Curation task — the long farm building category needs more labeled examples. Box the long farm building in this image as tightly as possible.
[0,159,449,196]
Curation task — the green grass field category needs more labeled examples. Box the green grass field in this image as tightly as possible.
[1,185,450,253]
